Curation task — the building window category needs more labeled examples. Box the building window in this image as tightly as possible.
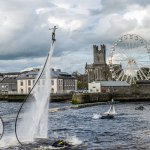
[28,87,31,92]
[28,80,31,86]
[20,81,23,86]
[51,88,54,93]
[51,80,54,85]
[33,80,35,84]
[21,89,23,93]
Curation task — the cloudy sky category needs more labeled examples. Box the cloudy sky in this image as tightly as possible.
[0,0,150,73]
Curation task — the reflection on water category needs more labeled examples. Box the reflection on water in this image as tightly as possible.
[0,101,150,149]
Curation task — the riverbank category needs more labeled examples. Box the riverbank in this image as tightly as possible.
[0,93,72,102]
[1,92,150,103]
[72,93,150,104]
[49,101,109,112]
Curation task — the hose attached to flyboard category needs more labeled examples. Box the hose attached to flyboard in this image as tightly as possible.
[15,40,55,146]
[0,77,9,141]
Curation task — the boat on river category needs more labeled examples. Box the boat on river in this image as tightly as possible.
[135,105,144,110]
[101,99,117,119]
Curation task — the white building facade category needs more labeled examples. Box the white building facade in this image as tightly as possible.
[88,81,130,93]
[88,82,101,93]
[17,69,77,94]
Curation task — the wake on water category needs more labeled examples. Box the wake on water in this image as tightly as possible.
[33,136,82,150]
[92,113,101,119]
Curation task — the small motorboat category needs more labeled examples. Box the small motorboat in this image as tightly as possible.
[135,105,144,110]
[101,113,114,119]
[52,139,71,148]
[100,99,116,119]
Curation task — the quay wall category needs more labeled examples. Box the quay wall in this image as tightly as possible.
[1,92,150,103]
[72,93,150,104]
[0,93,72,102]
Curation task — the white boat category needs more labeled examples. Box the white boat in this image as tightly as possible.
[101,99,117,119]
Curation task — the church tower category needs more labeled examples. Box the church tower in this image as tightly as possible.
[85,44,109,82]
[93,44,106,65]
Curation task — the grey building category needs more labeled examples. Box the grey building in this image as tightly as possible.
[51,69,77,93]
[0,77,17,94]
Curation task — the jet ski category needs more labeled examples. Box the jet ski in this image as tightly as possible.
[52,139,71,148]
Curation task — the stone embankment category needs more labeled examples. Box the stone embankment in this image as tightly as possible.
[49,101,109,113]
[1,92,150,103]
[0,93,72,102]
[72,93,150,104]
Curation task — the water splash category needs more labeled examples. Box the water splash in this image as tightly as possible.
[92,113,101,119]
[33,145,60,150]
[15,43,54,143]
[0,136,18,148]
[0,116,4,140]
[66,136,82,146]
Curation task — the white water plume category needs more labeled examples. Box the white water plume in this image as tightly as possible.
[16,43,54,143]
[0,118,3,139]
[92,113,101,119]
[66,136,82,146]
[0,136,18,148]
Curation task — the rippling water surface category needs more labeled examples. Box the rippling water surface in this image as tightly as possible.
[0,101,150,150]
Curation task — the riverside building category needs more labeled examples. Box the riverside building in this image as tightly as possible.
[17,68,77,94]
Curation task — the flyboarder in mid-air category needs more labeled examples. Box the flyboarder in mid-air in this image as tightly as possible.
[49,26,58,42]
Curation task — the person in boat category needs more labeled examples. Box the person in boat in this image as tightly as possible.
[101,113,114,119]
[100,98,116,119]
[135,105,144,110]
[52,139,71,148]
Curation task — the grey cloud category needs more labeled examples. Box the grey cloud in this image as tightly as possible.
[89,8,102,16]
[100,0,150,14]
[0,0,150,73]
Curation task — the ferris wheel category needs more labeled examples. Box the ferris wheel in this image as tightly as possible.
[109,34,150,84]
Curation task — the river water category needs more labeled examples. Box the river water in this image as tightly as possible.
[0,101,150,150]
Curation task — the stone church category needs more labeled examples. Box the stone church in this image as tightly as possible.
[85,44,110,82]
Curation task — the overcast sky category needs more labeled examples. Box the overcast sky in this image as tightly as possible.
[0,0,150,73]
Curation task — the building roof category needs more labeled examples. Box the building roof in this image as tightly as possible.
[0,77,17,84]
[91,81,130,87]
[17,70,38,79]
[0,72,21,75]
[17,69,75,80]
